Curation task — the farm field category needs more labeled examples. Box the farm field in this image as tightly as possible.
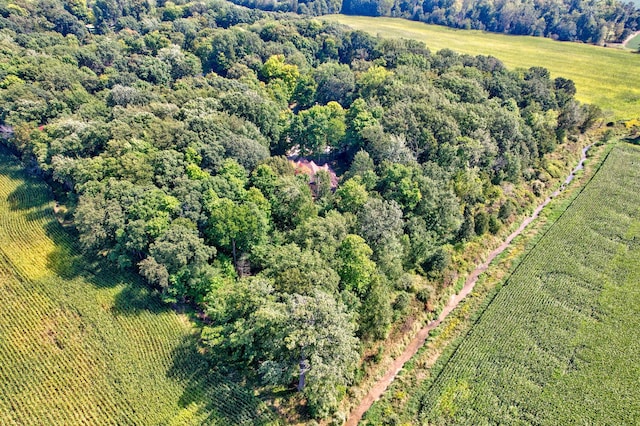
[325,15,640,121]
[368,142,640,424]
[0,147,277,425]
[626,32,640,51]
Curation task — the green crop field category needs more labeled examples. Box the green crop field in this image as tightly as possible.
[0,147,277,425]
[367,142,640,424]
[325,15,640,122]
[626,33,640,51]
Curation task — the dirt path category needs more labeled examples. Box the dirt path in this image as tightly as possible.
[344,144,592,426]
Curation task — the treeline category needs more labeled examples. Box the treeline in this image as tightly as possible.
[0,0,598,419]
[232,0,640,43]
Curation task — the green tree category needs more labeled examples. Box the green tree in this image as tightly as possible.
[252,243,340,295]
[204,284,359,418]
[291,73,317,110]
[288,102,346,156]
[344,98,379,154]
[259,290,359,418]
[358,198,404,252]
[261,54,300,98]
[358,198,405,279]
[204,191,269,267]
[140,220,216,302]
[378,162,423,212]
[358,275,392,340]
[337,234,376,295]
[474,210,489,235]
[336,176,369,213]
[345,150,378,189]
[291,210,350,262]
[203,277,281,365]
[313,61,355,106]
[270,176,317,230]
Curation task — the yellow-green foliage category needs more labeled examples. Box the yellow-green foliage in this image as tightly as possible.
[0,148,277,425]
[325,15,640,121]
[401,143,640,424]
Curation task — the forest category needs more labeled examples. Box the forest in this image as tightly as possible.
[231,0,640,44]
[0,0,599,418]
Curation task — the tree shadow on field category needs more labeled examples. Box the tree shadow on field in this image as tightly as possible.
[109,276,171,315]
[26,189,172,317]
[0,151,55,221]
[67,259,172,317]
[167,334,279,426]
[6,181,52,215]
[0,147,167,314]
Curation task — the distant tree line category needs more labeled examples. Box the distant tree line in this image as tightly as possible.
[0,0,599,419]
[230,0,640,43]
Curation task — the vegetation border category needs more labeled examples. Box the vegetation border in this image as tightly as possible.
[363,139,617,423]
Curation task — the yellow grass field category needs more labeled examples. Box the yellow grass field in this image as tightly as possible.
[325,15,640,121]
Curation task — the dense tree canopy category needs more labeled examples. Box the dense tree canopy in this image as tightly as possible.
[0,0,598,419]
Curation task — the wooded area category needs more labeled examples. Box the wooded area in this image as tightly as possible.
[231,0,640,44]
[0,0,598,418]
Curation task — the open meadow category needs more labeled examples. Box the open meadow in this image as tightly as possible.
[0,147,277,425]
[626,33,640,51]
[365,142,640,424]
[325,15,640,121]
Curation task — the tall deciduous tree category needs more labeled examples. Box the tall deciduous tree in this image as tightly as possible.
[204,283,359,418]
[204,190,269,267]
[336,176,369,213]
[337,234,375,296]
[141,220,216,302]
[259,290,359,418]
[287,101,346,156]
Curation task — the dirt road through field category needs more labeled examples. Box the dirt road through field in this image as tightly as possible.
[344,144,592,426]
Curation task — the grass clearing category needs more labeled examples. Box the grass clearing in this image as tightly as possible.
[367,142,640,424]
[626,33,640,51]
[0,147,278,425]
[325,15,640,121]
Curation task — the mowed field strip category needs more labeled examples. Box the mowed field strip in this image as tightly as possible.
[371,143,640,424]
[325,15,640,121]
[0,147,277,425]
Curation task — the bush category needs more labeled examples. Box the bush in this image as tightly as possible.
[417,285,434,303]
[488,214,501,234]
[498,201,515,220]
[393,291,411,313]
[474,211,489,235]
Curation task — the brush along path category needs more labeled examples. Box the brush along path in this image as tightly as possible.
[345,144,592,426]
[0,147,277,425]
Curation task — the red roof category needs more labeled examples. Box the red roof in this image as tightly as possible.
[290,158,339,189]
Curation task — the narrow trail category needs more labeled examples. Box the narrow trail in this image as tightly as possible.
[345,144,592,426]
